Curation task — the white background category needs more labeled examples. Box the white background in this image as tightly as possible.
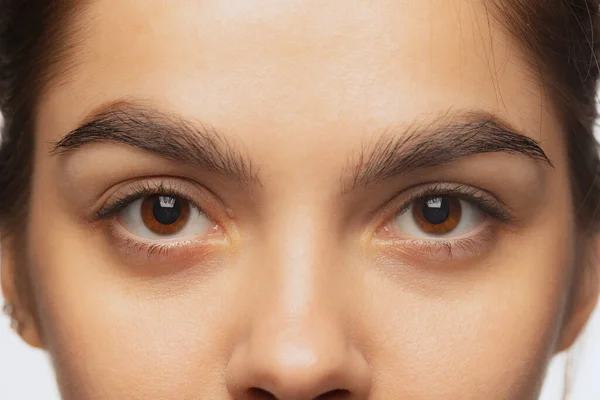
[1,121,600,399]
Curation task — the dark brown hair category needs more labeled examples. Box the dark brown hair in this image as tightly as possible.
[0,0,86,232]
[489,0,600,233]
[0,1,599,227]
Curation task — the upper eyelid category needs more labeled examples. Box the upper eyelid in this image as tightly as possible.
[94,191,202,221]
[385,183,514,224]
[91,180,208,222]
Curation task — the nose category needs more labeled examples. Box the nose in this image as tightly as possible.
[226,311,372,400]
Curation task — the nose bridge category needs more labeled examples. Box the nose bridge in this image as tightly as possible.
[226,203,371,398]
[260,199,341,313]
[255,200,344,358]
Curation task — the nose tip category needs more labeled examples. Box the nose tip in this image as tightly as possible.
[226,320,371,399]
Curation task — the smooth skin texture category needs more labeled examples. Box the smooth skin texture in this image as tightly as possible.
[2,0,600,399]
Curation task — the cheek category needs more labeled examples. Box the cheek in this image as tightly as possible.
[363,220,575,398]
[29,239,237,397]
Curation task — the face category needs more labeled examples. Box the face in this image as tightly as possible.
[2,0,597,399]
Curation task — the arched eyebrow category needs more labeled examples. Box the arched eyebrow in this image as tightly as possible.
[51,100,261,187]
[342,111,553,193]
[52,103,551,194]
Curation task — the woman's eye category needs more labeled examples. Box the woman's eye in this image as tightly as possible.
[116,195,216,239]
[391,195,486,239]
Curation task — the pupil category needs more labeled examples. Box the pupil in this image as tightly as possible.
[152,196,182,225]
[421,197,450,225]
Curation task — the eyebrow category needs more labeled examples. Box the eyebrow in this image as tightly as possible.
[51,101,260,186]
[343,111,552,192]
[53,104,551,194]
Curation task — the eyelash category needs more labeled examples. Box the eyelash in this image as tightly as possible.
[110,234,204,261]
[393,183,513,224]
[93,180,511,262]
[92,181,216,261]
[377,183,513,260]
[92,181,205,222]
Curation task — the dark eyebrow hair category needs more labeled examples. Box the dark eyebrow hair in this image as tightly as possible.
[343,111,553,193]
[51,101,260,186]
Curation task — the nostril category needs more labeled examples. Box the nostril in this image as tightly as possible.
[246,388,351,399]
[315,389,351,399]
[247,387,277,399]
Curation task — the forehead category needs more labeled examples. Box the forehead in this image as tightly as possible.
[39,0,552,154]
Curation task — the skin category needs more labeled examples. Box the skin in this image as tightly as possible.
[2,0,600,399]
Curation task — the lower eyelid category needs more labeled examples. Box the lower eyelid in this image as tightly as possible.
[104,220,227,270]
[373,223,497,263]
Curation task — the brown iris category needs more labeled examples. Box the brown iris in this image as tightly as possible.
[412,196,462,235]
[140,195,190,235]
